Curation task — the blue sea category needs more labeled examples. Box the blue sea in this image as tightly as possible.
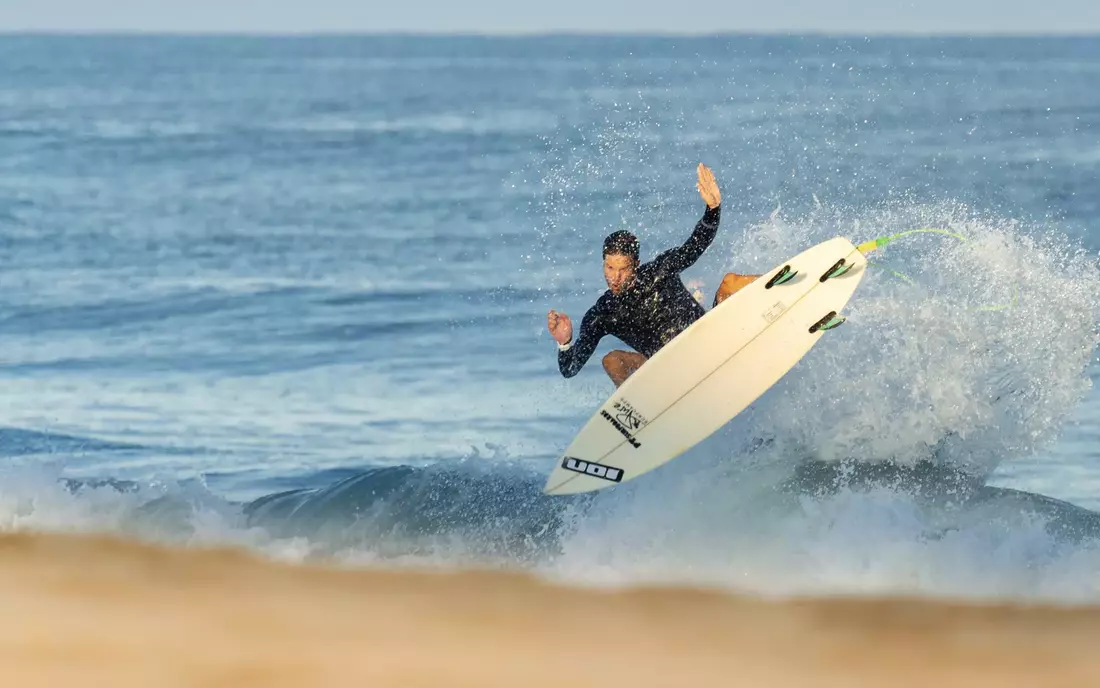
[2,34,1100,600]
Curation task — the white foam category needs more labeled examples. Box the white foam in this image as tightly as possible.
[539,201,1100,603]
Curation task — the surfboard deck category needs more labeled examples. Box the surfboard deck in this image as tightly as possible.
[543,236,867,495]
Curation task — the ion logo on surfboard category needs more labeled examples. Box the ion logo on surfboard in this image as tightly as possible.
[561,457,624,483]
[600,398,648,448]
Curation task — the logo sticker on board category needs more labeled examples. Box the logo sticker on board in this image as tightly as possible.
[601,397,648,448]
[562,457,624,483]
[762,301,787,323]
[611,398,649,431]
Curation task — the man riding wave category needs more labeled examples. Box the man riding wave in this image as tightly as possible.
[548,163,759,387]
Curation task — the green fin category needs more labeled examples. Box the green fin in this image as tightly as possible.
[774,271,796,286]
[809,312,846,334]
[765,265,797,289]
[820,259,852,282]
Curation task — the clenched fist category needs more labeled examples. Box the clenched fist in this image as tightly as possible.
[548,309,573,345]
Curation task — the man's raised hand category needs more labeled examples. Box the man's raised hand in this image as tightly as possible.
[696,162,721,209]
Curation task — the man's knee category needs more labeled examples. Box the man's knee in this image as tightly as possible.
[720,272,754,291]
[603,350,645,381]
[714,272,757,306]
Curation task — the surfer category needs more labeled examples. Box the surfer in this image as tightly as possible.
[548,163,759,387]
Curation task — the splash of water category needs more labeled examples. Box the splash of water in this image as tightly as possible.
[709,200,1100,478]
[541,199,1100,601]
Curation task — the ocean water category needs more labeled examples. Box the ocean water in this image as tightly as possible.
[2,34,1100,601]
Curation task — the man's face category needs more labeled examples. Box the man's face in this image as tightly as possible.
[603,253,637,295]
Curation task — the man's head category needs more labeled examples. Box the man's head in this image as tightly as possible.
[602,230,639,295]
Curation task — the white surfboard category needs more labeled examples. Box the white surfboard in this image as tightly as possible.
[543,236,867,495]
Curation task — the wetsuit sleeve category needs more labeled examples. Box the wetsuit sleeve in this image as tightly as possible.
[651,204,721,275]
[558,306,607,378]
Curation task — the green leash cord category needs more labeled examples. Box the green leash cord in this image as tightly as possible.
[855,227,972,255]
[855,228,1018,312]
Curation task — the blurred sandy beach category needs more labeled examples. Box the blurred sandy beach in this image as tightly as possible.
[0,531,1094,687]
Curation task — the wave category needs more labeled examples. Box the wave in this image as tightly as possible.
[1,197,1099,603]
[0,110,560,142]
[12,445,1100,604]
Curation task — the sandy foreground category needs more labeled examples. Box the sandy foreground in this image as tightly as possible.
[0,531,1095,687]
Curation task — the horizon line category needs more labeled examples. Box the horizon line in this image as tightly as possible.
[1,28,1099,39]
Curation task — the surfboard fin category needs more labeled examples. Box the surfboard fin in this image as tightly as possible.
[765,265,797,289]
[809,311,846,334]
[820,259,853,282]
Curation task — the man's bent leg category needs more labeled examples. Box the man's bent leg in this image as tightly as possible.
[602,350,647,388]
[713,272,760,307]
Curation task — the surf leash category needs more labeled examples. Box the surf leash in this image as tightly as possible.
[855,227,1018,312]
[855,227,971,255]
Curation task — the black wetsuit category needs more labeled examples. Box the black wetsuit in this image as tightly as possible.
[558,205,721,378]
